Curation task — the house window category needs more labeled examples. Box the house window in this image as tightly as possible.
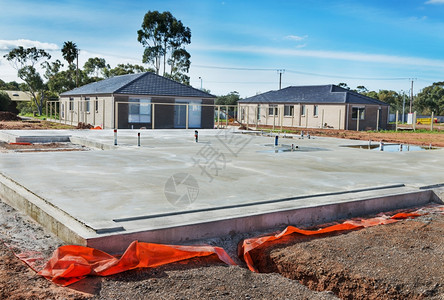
[257,105,261,120]
[69,97,74,110]
[352,107,365,120]
[313,105,319,116]
[85,97,90,112]
[129,98,151,123]
[95,99,99,112]
[284,105,294,116]
[268,105,278,116]
[301,104,306,116]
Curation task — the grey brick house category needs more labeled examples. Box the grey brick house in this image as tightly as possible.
[60,72,215,129]
[238,84,389,130]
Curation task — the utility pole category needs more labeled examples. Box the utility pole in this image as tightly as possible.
[402,91,405,123]
[277,69,285,90]
[199,77,203,90]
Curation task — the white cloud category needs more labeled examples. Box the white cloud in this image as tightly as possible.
[0,39,59,51]
[284,35,308,41]
[425,0,444,4]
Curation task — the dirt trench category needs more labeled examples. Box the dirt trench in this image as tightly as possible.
[250,214,444,300]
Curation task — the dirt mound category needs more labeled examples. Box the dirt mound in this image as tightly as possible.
[0,112,21,121]
[76,122,93,129]
[254,213,444,299]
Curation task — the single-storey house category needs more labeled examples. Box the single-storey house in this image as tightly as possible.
[238,84,389,131]
[2,90,32,102]
[1,90,32,114]
[59,72,215,129]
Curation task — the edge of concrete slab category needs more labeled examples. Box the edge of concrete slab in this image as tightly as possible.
[69,136,116,150]
[86,186,444,253]
[0,172,94,245]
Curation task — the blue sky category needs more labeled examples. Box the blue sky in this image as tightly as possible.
[1,0,444,97]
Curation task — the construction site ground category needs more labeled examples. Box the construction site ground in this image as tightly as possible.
[0,118,443,299]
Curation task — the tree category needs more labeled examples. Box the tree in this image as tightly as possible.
[84,57,107,78]
[166,48,191,84]
[0,79,20,90]
[61,41,78,66]
[377,90,403,112]
[216,91,240,106]
[0,91,11,111]
[61,41,79,86]
[414,82,444,115]
[137,10,191,80]
[355,86,368,93]
[337,82,350,89]
[3,46,51,115]
[103,63,152,78]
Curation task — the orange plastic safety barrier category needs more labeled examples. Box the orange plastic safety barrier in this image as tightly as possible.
[38,241,236,286]
[239,209,434,272]
[90,126,102,130]
[9,142,32,145]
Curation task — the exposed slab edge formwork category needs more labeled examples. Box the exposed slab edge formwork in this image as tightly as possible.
[0,173,93,245]
[0,170,443,254]
[87,187,444,253]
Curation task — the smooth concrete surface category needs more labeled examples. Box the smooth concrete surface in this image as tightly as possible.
[0,129,443,252]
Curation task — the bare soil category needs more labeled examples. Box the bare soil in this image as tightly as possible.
[304,128,444,148]
[252,212,444,300]
[0,200,337,300]
[0,141,88,153]
[0,120,74,130]
[0,112,21,121]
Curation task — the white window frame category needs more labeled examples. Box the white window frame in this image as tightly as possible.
[352,107,365,120]
[268,104,278,116]
[128,97,151,123]
[313,105,318,117]
[85,97,90,113]
[284,105,294,117]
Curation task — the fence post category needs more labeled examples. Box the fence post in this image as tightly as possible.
[413,111,417,131]
[186,103,189,130]
[431,111,434,131]
[226,105,229,127]
[339,109,342,130]
[152,103,155,129]
[102,99,105,128]
[376,109,379,131]
[217,105,220,129]
[395,110,399,131]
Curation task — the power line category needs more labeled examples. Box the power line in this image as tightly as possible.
[192,64,413,81]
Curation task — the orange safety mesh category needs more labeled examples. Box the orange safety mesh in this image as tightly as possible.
[9,142,32,145]
[239,207,440,272]
[90,126,102,130]
[38,241,236,286]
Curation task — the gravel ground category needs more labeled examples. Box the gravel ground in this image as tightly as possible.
[0,200,337,300]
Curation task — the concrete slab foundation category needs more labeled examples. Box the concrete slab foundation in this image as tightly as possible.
[0,129,443,253]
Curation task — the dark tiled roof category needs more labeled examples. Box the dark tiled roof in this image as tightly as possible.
[60,73,144,96]
[238,85,388,106]
[61,72,215,98]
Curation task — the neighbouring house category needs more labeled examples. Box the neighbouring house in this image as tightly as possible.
[1,90,32,114]
[2,90,32,102]
[59,72,215,129]
[238,84,389,131]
